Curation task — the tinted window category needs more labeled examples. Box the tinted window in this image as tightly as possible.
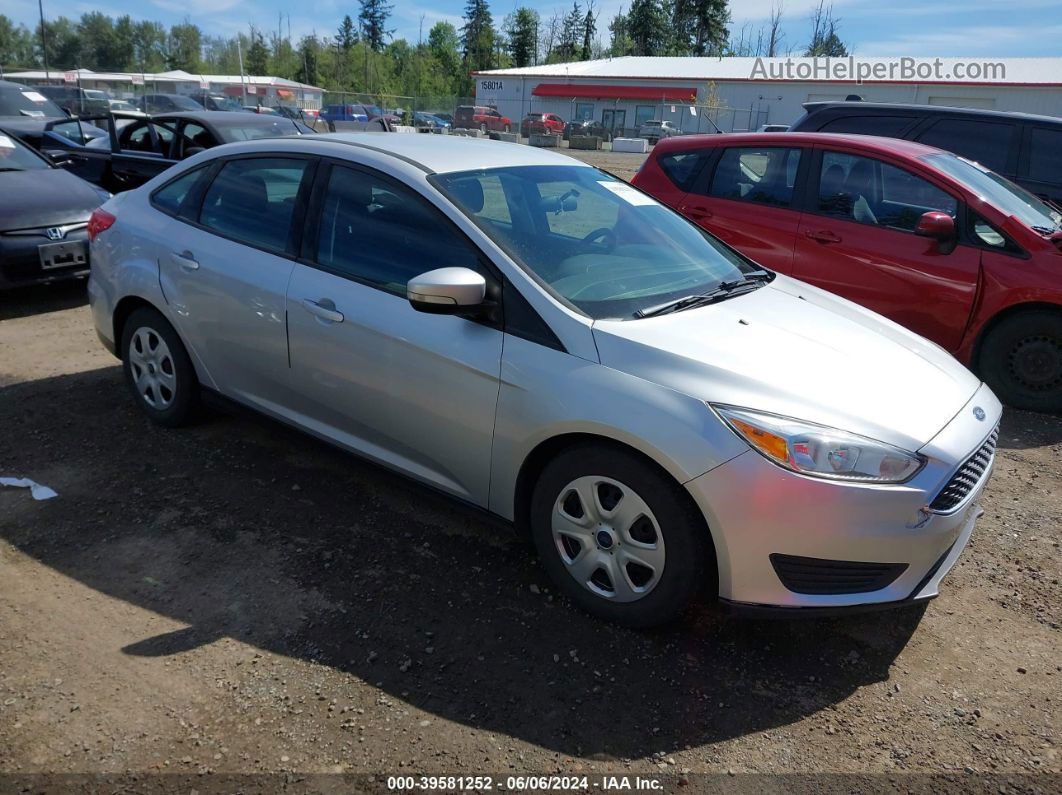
[0,132,49,170]
[200,158,309,253]
[657,150,709,191]
[916,118,1014,173]
[0,85,65,118]
[817,151,956,231]
[178,123,215,157]
[709,147,802,208]
[152,167,205,217]
[1027,127,1062,184]
[316,165,480,294]
[123,121,175,154]
[818,115,914,136]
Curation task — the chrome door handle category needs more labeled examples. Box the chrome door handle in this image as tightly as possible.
[302,298,344,323]
[682,204,713,220]
[172,250,199,270]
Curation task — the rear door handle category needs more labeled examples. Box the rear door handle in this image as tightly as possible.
[805,229,842,243]
[682,204,713,220]
[302,298,344,324]
[171,250,199,270]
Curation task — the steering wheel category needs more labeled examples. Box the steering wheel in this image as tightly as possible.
[582,227,616,252]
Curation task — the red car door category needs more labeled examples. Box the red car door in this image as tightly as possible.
[793,147,981,352]
[677,145,808,274]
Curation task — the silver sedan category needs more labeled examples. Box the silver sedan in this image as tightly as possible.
[87,134,1001,626]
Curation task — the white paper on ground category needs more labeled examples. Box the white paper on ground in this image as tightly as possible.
[0,477,58,500]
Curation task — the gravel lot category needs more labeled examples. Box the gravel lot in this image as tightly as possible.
[1,149,1060,792]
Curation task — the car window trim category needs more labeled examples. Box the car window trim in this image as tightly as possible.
[801,145,965,235]
[694,144,811,210]
[150,152,319,261]
[913,115,1021,177]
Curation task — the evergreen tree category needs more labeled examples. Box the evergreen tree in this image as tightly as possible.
[581,6,596,61]
[359,0,394,52]
[296,34,319,85]
[246,27,269,74]
[626,0,667,56]
[337,15,357,50]
[461,0,495,73]
[505,8,539,68]
[166,21,201,71]
[609,9,632,57]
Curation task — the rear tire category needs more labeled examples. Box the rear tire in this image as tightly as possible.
[979,310,1062,413]
[120,307,199,427]
[530,444,713,627]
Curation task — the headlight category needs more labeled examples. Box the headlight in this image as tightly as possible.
[712,405,925,483]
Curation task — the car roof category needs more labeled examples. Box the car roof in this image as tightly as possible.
[153,111,289,126]
[656,131,948,158]
[314,132,591,173]
[802,100,1062,126]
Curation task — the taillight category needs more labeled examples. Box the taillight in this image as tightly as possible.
[87,208,116,242]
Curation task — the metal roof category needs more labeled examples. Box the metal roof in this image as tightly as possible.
[475,56,1062,87]
[2,67,323,91]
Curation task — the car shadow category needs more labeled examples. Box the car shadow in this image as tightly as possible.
[1,365,924,759]
[0,279,88,321]
[996,408,1062,450]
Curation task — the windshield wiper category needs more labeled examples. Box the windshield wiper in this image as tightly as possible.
[635,271,772,319]
[0,167,25,172]
[1032,224,1056,235]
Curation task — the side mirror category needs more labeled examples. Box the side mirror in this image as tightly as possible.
[407,267,486,314]
[915,211,955,243]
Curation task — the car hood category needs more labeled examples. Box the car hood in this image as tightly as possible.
[0,168,104,230]
[591,275,981,452]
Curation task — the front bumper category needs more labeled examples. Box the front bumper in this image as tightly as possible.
[0,226,89,288]
[686,383,1001,610]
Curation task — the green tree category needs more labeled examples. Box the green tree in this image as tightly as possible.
[359,0,394,52]
[427,21,462,93]
[609,9,632,56]
[296,35,319,85]
[554,2,582,61]
[39,17,81,69]
[461,0,495,75]
[581,6,596,60]
[246,27,269,74]
[626,0,667,56]
[505,8,538,68]
[0,15,35,67]
[805,1,847,56]
[166,22,201,71]
[671,0,729,56]
[337,15,357,49]
[132,20,166,71]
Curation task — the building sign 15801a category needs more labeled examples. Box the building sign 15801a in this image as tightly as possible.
[480,80,504,91]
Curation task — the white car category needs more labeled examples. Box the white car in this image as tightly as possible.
[639,120,681,141]
[86,134,1000,626]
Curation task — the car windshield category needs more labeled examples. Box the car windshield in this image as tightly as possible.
[643,121,662,127]
[925,153,1061,232]
[527,113,543,119]
[170,95,203,110]
[0,131,50,170]
[0,85,66,118]
[432,165,760,319]
[215,119,306,141]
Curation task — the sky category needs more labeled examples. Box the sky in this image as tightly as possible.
[6,0,1062,57]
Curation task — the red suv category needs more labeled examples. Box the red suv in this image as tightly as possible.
[520,112,565,136]
[454,105,512,133]
[632,133,1062,411]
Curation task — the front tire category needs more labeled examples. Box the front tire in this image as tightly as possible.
[120,307,199,427]
[530,444,713,627]
[979,310,1062,412]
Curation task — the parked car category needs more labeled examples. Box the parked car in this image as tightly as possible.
[454,105,511,133]
[0,129,110,289]
[413,111,450,131]
[632,131,1062,411]
[187,91,242,112]
[430,112,454,126]
[639,120,681,143]
[109,99,139,112]
[563,119,613,142]
[520,112,564,136]
[320,104,369,124]
[63,110,313,194]
[137,94,204,113]
[88,133,1000,626]
[38,85,111,116]
[790,101,1062,208]
[0,79,108,150]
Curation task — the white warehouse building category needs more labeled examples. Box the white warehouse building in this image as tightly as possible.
[473,56,1062,135]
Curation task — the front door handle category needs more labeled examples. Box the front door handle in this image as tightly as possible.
[171,250,199,270]
[302,298,344,324]
[805,229,842,243]
[682,204,713,220]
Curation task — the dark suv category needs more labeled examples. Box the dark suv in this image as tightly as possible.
[790,101,1062,207]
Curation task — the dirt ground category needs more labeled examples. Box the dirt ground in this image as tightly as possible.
[1,150,1060,793]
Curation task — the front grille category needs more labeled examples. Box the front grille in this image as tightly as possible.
[770,554,908,595]
[929,425,999,513]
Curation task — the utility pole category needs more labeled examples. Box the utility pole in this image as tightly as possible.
[236,36,247,106]
[38,0,50,82]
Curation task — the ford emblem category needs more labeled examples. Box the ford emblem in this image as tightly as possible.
[973,406,986,421]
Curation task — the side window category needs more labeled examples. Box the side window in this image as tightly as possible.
[916,119,1015,173]
[316,165,480,294]
[657,150,710,191]
[124,122,174,154]
[967,212,1023,255]
[152,166,205,218]
[817,151,957,231]
[1027,127,1062,183]
[708,147,802,207]
[179,123,215,157]
[199,157,309,253]
[818,115,914,137]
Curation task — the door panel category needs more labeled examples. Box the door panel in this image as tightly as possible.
[682,145,805,273]
[793,149,979,352]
